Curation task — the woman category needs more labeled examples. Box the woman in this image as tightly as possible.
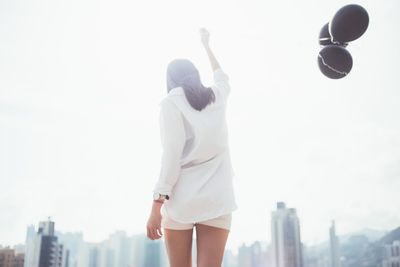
[146,28,237,267]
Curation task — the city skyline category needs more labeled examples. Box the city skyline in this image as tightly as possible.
[1,0,400,251]
[1,202,396,254]
[1,211,399,267]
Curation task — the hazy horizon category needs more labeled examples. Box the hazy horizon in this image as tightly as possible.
[13,213,395,247]
[1,0,400,251]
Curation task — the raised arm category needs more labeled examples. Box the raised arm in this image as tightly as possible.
[200,28,231,99]
[200,28,221,71]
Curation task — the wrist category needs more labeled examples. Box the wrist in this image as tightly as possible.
[153,192,169,201]
[152,200,164,209]
[153,199,164,205]
[151,201,162,213]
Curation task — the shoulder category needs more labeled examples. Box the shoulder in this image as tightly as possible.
[160,97,176,110]
[213,68,229,82]
[160,86,188,111]
[160,87,184,104]
[159,96,182,119]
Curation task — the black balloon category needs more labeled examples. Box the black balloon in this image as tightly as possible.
[318,45,353,79]
[329,4,369,44]
[319,23,334,46]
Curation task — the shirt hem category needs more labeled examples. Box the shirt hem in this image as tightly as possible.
[163,204,238,224]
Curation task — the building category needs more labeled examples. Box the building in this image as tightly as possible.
[104,231,130,267]
[14,253,25,267]
[23,225,36,267]
[130,234,146,267]
[222,249,237,267]
[271,202,303,267]
[76,241,114,267]
[56,231,84,267]
[76,242,97,267]
[0,247,24,267]
[24,219,68,267]
[238,243,252,267]
[236,241,268,267]
[250,241,266,267]
[383,240,400,267]
[329,221,340,267]
[74,232,168,267]
[143,238,167,267]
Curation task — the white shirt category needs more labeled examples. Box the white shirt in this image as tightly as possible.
[153,68,238,223]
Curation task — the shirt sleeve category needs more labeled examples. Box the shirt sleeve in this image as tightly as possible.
[152,99,186,197]
[213,68,231,100]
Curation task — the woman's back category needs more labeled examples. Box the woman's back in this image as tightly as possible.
[164,68,230,168]
[156,68,238,223]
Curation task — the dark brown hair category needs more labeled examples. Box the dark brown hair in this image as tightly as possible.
[167,59,215,111]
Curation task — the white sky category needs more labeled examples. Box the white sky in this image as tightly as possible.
[1,0,400,251]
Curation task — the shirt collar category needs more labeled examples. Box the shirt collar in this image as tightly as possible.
[168,86,184,96]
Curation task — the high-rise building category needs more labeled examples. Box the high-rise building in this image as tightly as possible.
[143,238,167,267]
[76,242,99,267]
[382,240,400,267]
[77,241,114,267]
[0,247,24,267]
[56,231,84,267]
[271,202,303,267]
[24,219,68,267]
[131,234,146,267]
[23,225,36,267]
[108,231,131,267]
[74,232,168,267]
[236,241,268,267]
[238,243,251,267]
[329,221,341,267]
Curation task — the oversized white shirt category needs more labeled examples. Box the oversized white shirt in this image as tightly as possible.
[153,68,238,223]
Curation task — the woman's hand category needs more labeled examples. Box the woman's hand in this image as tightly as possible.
[200,28,221,71]
[146,201,163,240]
[200,28,210,47]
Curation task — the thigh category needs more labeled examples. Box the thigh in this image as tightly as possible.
[195,224,230,267]
[164,228,194,267]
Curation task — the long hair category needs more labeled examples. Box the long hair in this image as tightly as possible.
[167,59,215,111]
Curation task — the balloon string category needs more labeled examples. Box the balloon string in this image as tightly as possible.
[318,53,348,76]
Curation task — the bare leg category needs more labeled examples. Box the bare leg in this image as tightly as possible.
[196,224,230,267]
[164,228,193,267]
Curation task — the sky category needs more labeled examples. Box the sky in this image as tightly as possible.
[1,0,400,252]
